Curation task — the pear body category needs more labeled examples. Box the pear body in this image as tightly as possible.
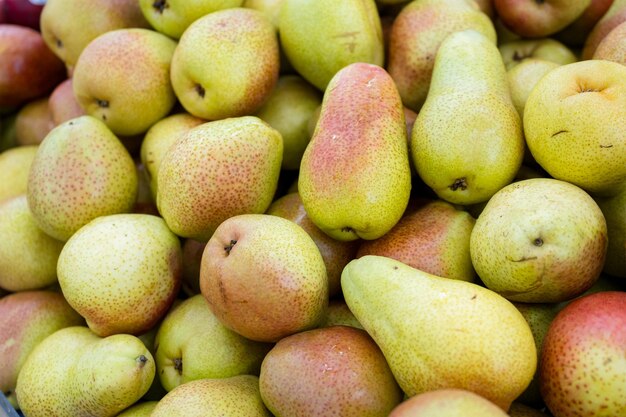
[0,145,37,203]
[14,97,54,146]
[49,79,85,126]
[499,39,576,70]
[594,20,626,64]
[388,389,509,417]
[582,0,626,58]
[507,59,560,117]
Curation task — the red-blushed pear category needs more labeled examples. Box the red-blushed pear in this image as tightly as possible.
[582,0,626,58]
[200,214,328,343]
[388,389,509,417]
[259,326,403,416]
[498,39,576,70]
[48,79,85,126]
[494,0,590,38]
[540,291,626,417]
[0,145,37,203]
[594,185,626,278]
[594,20,626,63]
[14,97,54,146]
[0,291,84,407]
[555,0,614,46]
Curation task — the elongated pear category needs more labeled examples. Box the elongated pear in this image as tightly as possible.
[412,30,524,205]
[341,255,536,410]
[299,63,411,241]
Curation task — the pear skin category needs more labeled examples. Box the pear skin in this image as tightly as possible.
[594,186,626,278]
[48,78,85,126]
[594,20,626,64]
[319,299,363,329]
[582,0,626,58]
[0,145,38,203]
[15,97,54,146]
[507,59,560,118]
[341,255,537,410]
[498,39,576,70]
[243,0,283,29]
[388,389,509,417]
[116,401,158,417]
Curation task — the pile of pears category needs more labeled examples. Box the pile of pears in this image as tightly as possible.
[1,0,625,416]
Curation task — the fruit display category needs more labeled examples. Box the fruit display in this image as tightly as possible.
[0,1,625,416]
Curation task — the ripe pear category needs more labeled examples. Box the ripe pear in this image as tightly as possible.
[157,116,282,241]
[387,0,496,111]
[154,294,272,392]
[0,291,83,407]
[170,8,279,120]
[412,30,524,205]
[594,20,626,64]
[540,291,626,417]
[57,214,182,336]
[72,28,177,136]
[27,115,137,241]
[14,97,54,146]
[267,192,359,297]
[388,389,509,417]
[15,326,155,417]
[523,60,626,196]
[299,63,412,241]
[319,299,363,329]
[470,179,607,303]
[151,375,272,417]
[40,0,150,69]
[259,326,403,416]
[499,39,576,70]
[0,145,37,203]
[507,59,560,117]
[48,78,85,125]
[341,255,537,410]
[582,0,626,58]
[594,185,626,278]
[200,214,328,342]
[116,401,158,417]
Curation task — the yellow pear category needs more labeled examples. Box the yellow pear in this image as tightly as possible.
[116,401,158,417]
[507,59,560,117]
[499,38,576,70]
[0,145,37,203]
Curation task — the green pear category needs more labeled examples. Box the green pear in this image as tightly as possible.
[412,30,524,205]
[255,75,322,170]
[0,145,37,203]
[14,97,54,146]
[0,291,83,407]
[200,214,328,342]
[151,375,271,417]
[140,113,205,200]
[594,20,626,64]
[499,38,576,70]
[48,78,85,126]
[243,0,283,29]
[470,179,607,303]
[57,214,182,337]
[341,255,536,410]
[387,0,496,111]
[170,8,279,120]
[299,63,412,241]
[116,401,158,417]
[508,402,549,416]
[357,199,476,282]
[594,185,626,278]
[16,326,155,417]
[388,389,509,417]
[319,299,363,329]
[523,60,626,196]
[72,28,177,136]
[27,115,137,241]
[259,326,403,416]
[507,59,560,117]
[40,0,150,69]
[582,0,626,58]
[157,116,282,241]
[0,196,65,291]
[154,294,272,392]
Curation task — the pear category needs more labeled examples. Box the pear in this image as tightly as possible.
[412,30,524,205]
[523,60,626,196]
[357,199,476,282]
[540,291,626,417]
[594,185,626,278]
[594,20,626,64]
[555,0,614,47]
[181,239,206,296]
[319,299,363,329]
[170,8,279,120]
[40,0,150,69]
[57,214,182,337]
[14,97,54,146]
[154,294,272,392]
[138,0,244,39]
[0,196,65,291]
[200,214,328,342]
[15,326,155,417]
[582,0,626,58]
[387,0,496,112]
[48,78,85,126]
[72,28,177,137]
[508,402,549,417]
[499,39,576,70]
[299,63,412,241]
[0,145,37,203]
[243,0,283,29]
[259,326,403,416]
[116,401,158,417]
[0,291,83,407]
[507,59,560,118]
[150,375,272,417]
[27,115,137,241]
[341,255,536,410]
[388,389,509,417]
[470,179,607,303]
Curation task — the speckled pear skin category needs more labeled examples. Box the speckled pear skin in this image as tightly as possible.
[27,115,138,242]
[57,214,182,337]
[357,199,476,282]
[157,116,282,241]
[150,375,272,417]
[259,326,403,417]
[72,28,177,136]
[470,179,608,303]
[523,60,626,196]
[15,326,155,417]
[341,255,537,411]
[170,8,279,121]
[388,0,496,112]
[0,145,37,203]
[298,63,411,241]
[594,21,626,64]
[540,291,626,417]
[507,59,560,118]
[594,186,626,278]
[267,192,359,297]
[411,30,524,205]
[388,389,509,417]
[0,291,84,407]
[0,196,65,292]
[116,401,158,417]
[200,214,328,343]
[582,0,626,59]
